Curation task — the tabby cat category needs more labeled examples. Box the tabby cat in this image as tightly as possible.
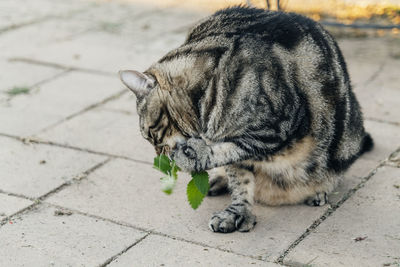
[119,7,373,233]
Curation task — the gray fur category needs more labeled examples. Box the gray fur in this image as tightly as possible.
[120,7,373,233]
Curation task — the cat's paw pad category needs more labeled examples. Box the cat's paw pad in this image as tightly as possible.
[208,175,229,196]
[305,192,328,206]
[208,210,256,233]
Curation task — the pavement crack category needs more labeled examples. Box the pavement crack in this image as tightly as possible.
[38,157,113,202]
[8,57,115,77]
[0,133,152,166]
[0,7,90,35]
[365,117,400,127]
[39,202,269,264]
[363,61,386,86]
[275,160,385,264]
[36,88,128,134]
[100,233,151,267]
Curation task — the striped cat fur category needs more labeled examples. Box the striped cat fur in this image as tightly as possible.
[119,6,373,233]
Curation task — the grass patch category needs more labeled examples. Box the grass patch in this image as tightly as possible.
[6,86,30,96]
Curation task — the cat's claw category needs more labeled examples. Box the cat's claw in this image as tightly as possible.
[209,210,256,233]
[305,192,328,206]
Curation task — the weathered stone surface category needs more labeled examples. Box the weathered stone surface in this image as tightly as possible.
[328,119,400,204]
[108,234,278,266]
[0,2,203,72]
[341,38,400,124]
[0,0,92,30]
[0,136,106,198]
[0,71,122,136]
[285,166,400,267]
[99,92,137,115]
[0,193,32,220]
[38,107,155,163]
[47,158,328,261]
[362,120,400,162]
[357,59,400,124]
[0,204,146,266]
[0,59,64,93]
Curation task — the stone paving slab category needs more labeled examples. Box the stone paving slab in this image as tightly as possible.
[0,2,203,73]
[340,38,400,124]
[47,158,328,261]
[38,107,155,163]
[99,92,137,115]
[0,193,32,221]
[0,59,65,93]
[0,0,92,30]
[0,204,146,266]
[108,234,277,267]
[0,71,122,136]
[363,120,400,162]
[284,166,400,266]
[0,136,106,198]
[358,59,400,124]
[328,119,400,204]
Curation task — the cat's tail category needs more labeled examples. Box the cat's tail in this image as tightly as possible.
[360,133,374,154]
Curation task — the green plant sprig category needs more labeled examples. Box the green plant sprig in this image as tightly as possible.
[153,154,209,209]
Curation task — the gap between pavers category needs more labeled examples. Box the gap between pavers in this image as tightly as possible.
[0,59,66,94]
[0,203,147,266]
[107,234,279,266]
[45,157,331,261]
[0,193,33,221]
[0,71,122,137]
[0,136,107,199]
[283,166,400,267]
[37,107,156,164]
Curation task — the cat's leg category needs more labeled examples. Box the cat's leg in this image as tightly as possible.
[208,167,229,196]
[209,165,256,233]
[305,192,328,206]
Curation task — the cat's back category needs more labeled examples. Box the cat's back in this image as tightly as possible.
[186,6,318,49]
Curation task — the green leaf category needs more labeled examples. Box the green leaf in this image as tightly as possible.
[187,179,205,210]
[160,175,176,195]
[153,155,171,175]
[192,171,209,195]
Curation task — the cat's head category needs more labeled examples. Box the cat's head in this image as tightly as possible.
[119,70,186,155]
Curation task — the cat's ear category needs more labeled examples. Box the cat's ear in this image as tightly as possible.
[119,70,155,98]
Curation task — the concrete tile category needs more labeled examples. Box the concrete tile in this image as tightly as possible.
[0,204,146,266]
[0,60,65,93]
[363,120,400,162]
[0,3,198,72]
[47,158,328,261]
[341,38,400,124]
[0,0,92,30]
[108,234,277,267]
[0,71,122,136]
[356,59,400,124]
[0,193,32,220]
[0,136,106,198]
[99,92,137,115]
[38,108,155,163]
[285,166,400,267]
[329,158,378,205]
[329,120,400,204]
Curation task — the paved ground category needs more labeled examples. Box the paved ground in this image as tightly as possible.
[1,0,400,266]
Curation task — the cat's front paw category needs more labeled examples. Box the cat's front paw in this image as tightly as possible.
[171,138,210,172]
[209,209,256,233]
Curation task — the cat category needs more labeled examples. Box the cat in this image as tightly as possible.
[119,6,373,233]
